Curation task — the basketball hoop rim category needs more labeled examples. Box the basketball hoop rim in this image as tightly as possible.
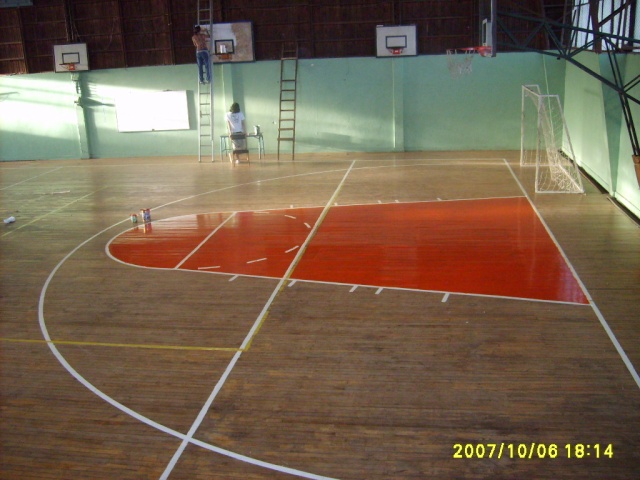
[477,45,492,57]
[449,46,492,57]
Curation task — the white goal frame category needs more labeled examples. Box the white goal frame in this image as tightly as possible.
[520,85,584,194]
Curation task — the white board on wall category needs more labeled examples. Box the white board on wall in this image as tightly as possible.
[115,90,190,132]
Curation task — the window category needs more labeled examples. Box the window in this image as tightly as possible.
[572,0,640,51]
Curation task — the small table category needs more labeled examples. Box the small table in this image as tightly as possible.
[220,133,264,161]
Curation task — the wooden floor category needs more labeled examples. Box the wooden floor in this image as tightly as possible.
[1,151,639,479]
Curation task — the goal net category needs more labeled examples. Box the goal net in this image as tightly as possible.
[521,85,584,194]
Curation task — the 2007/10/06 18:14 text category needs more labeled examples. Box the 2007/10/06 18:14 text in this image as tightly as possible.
[453,443,614,459]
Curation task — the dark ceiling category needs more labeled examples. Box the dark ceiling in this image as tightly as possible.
[0,0,589,75]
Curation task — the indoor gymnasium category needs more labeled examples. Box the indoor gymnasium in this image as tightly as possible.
[1,1,640,479]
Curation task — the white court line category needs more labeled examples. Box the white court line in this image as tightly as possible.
[375,288,384,295]
[39,160,620,480]
[349,285,358,293]
[197,266,220,270]
[503,159,640,390]
[104,199,590,309]
[247,258,267,264]
[228,275,239,282]
[179,194,524,222]
[37,221,330,480]
[285,215,297,219]
[288,280,297,287]
[0,166,64,191]
[174,212,236,269]
[300,195,525,212]
[2,188,107,238]
[285,245,300,253]
[160,160,357,479]
[441,293,450,303]
[276,277,591,306]
[41,161,478,480]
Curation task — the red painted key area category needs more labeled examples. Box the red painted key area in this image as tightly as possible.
[108,198,588,304]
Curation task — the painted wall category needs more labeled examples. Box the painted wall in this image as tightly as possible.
[616,54,640,218]
[401,52,563,151]
[562,53,613,190]
[0,66,199,161]
[0,50,638,215]
[562,51,640,218]
[1,51,554,161]
[0,73,84,161]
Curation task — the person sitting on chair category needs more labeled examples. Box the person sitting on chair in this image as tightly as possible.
[225,102,248,163]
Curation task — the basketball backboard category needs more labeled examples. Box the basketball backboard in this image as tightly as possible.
[201,21,255,64]
[479,0,497,57]
[376,25,418,58]
[53,43,89,72]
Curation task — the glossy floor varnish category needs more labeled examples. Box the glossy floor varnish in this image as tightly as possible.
[1,152,639,479]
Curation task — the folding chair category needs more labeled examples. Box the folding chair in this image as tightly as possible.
[229,132,250,166]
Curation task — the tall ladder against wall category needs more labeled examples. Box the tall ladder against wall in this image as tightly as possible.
[197,0,214,162]
[197,82,214,163]
[277,43,299,161]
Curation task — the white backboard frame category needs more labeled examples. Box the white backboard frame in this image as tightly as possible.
[376,25,418,58]
[53,43,89,73]
[200,21,255,64]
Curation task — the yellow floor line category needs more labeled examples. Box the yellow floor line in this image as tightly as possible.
[242,161,356,351]
[0,337,242,352]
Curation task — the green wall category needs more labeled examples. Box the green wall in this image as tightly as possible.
[1,50,638,215]
[401,52,563,151]
[0,66,199,160]
[562,51,640,218]
[0,73,84,161]
[563,53,613,190]
[0,52,555,161]
[617,54,640,218]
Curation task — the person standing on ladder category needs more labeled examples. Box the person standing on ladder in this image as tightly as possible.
[192,26,211,84]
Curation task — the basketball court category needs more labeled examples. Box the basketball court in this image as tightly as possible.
[2,1,640,478]
[3,152,639,479]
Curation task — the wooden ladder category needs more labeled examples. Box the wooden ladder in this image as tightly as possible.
[277,43,299,161]
[196,0,214,163]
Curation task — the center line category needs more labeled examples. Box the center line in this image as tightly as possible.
[175,212,236,269]
[160,161,357,480]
